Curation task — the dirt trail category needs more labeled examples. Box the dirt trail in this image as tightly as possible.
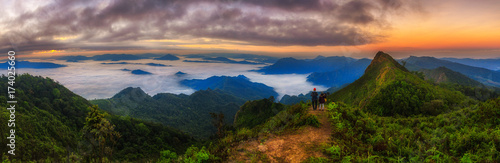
[229,108,331,163]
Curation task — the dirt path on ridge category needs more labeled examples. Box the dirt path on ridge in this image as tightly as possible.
[228,108,332,163]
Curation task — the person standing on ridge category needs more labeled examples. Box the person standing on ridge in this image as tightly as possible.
[311,88,318,110]
[319,92,326,111]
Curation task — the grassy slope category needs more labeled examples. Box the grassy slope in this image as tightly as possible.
[330,51,412,106]
[330,51,466,116]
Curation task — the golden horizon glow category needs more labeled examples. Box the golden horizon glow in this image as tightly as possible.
[33,50,64,54]
[18,1,500,59]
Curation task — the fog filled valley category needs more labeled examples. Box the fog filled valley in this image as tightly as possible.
[3,0,500,162]
[1,52,500,162]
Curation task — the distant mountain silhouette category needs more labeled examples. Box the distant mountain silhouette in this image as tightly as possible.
[92,54,146,61]
[146,63,168,67]
[204,57,234,62]
[280,87,340,105]
[121,69,152,75]
[405,56,500,87]
[183,57,262,65]
[181,75,278,101]
[419,67,483,87]
[56,54,147,62]
[255,56,356,74]
[184,53,279,63]
[441,58,500,71]
[175,71,187,77]
[1,60,67,69]
[307,58,371,87]
[57,55,91,62]
[154,54,180,60]
[101,62,129,65]
[101,62,169,67]
[183,60,211,63]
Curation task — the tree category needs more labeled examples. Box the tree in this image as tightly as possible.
[82,105,120,162]
[210,112,225,139]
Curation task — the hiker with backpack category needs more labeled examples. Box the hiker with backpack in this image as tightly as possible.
[311,88,318,110]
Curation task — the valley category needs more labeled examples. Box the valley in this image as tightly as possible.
[1,52,499,162]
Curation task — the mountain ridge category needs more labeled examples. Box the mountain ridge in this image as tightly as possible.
[440,57,500,71]
[419,67,483,87]
[307,58,372,87]
[93,87,246,138]
[404,56,500,87]
[330,51,465,116]
[255,56,356,74]
[181,75,278,101]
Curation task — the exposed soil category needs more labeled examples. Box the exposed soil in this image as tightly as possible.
[228,108,332,163]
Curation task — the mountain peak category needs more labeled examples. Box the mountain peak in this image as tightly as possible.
[112,87,150,100]
[365,51,408,73]
[313,55,326,60]
[331,51,466,116]
[373,51,393,61]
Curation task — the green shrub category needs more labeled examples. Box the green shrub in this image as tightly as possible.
[325,145,341,159]
[180,146,215,163]
[159,150,177,162]
[324,98,500,162]
[303,115,321,128]
[236,128,254,140]
[302,157,330,163]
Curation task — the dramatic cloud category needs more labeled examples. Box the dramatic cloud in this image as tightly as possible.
[1,0,421,52]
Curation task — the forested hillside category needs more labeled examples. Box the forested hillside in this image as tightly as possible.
[0,74,193,162]
[418,67,499,101]
[92,87,247,138]
[419,66,483,87]
[233,97,286,129]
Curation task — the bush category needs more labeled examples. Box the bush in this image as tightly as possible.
[325,145,341,158]
[302,157,330,163]
[236,128,254,140]
[159,150,177,162]
[325,99,500,162]
[302,115,321,128]
[180,146,216,163]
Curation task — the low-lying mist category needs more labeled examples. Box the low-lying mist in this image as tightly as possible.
[19,57,326,100]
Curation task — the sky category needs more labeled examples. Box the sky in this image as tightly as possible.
[1,0,500,59]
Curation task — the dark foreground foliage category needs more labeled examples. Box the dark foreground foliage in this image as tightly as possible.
[325,100,500,162]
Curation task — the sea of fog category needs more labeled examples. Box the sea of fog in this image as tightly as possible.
[18,57,327,100]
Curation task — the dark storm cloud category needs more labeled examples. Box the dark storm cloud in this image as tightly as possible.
[336,0,375,24]
[1,0,421,52]
[242,0,328,11]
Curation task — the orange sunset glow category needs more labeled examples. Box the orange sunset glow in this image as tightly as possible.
[1,0,499,59]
